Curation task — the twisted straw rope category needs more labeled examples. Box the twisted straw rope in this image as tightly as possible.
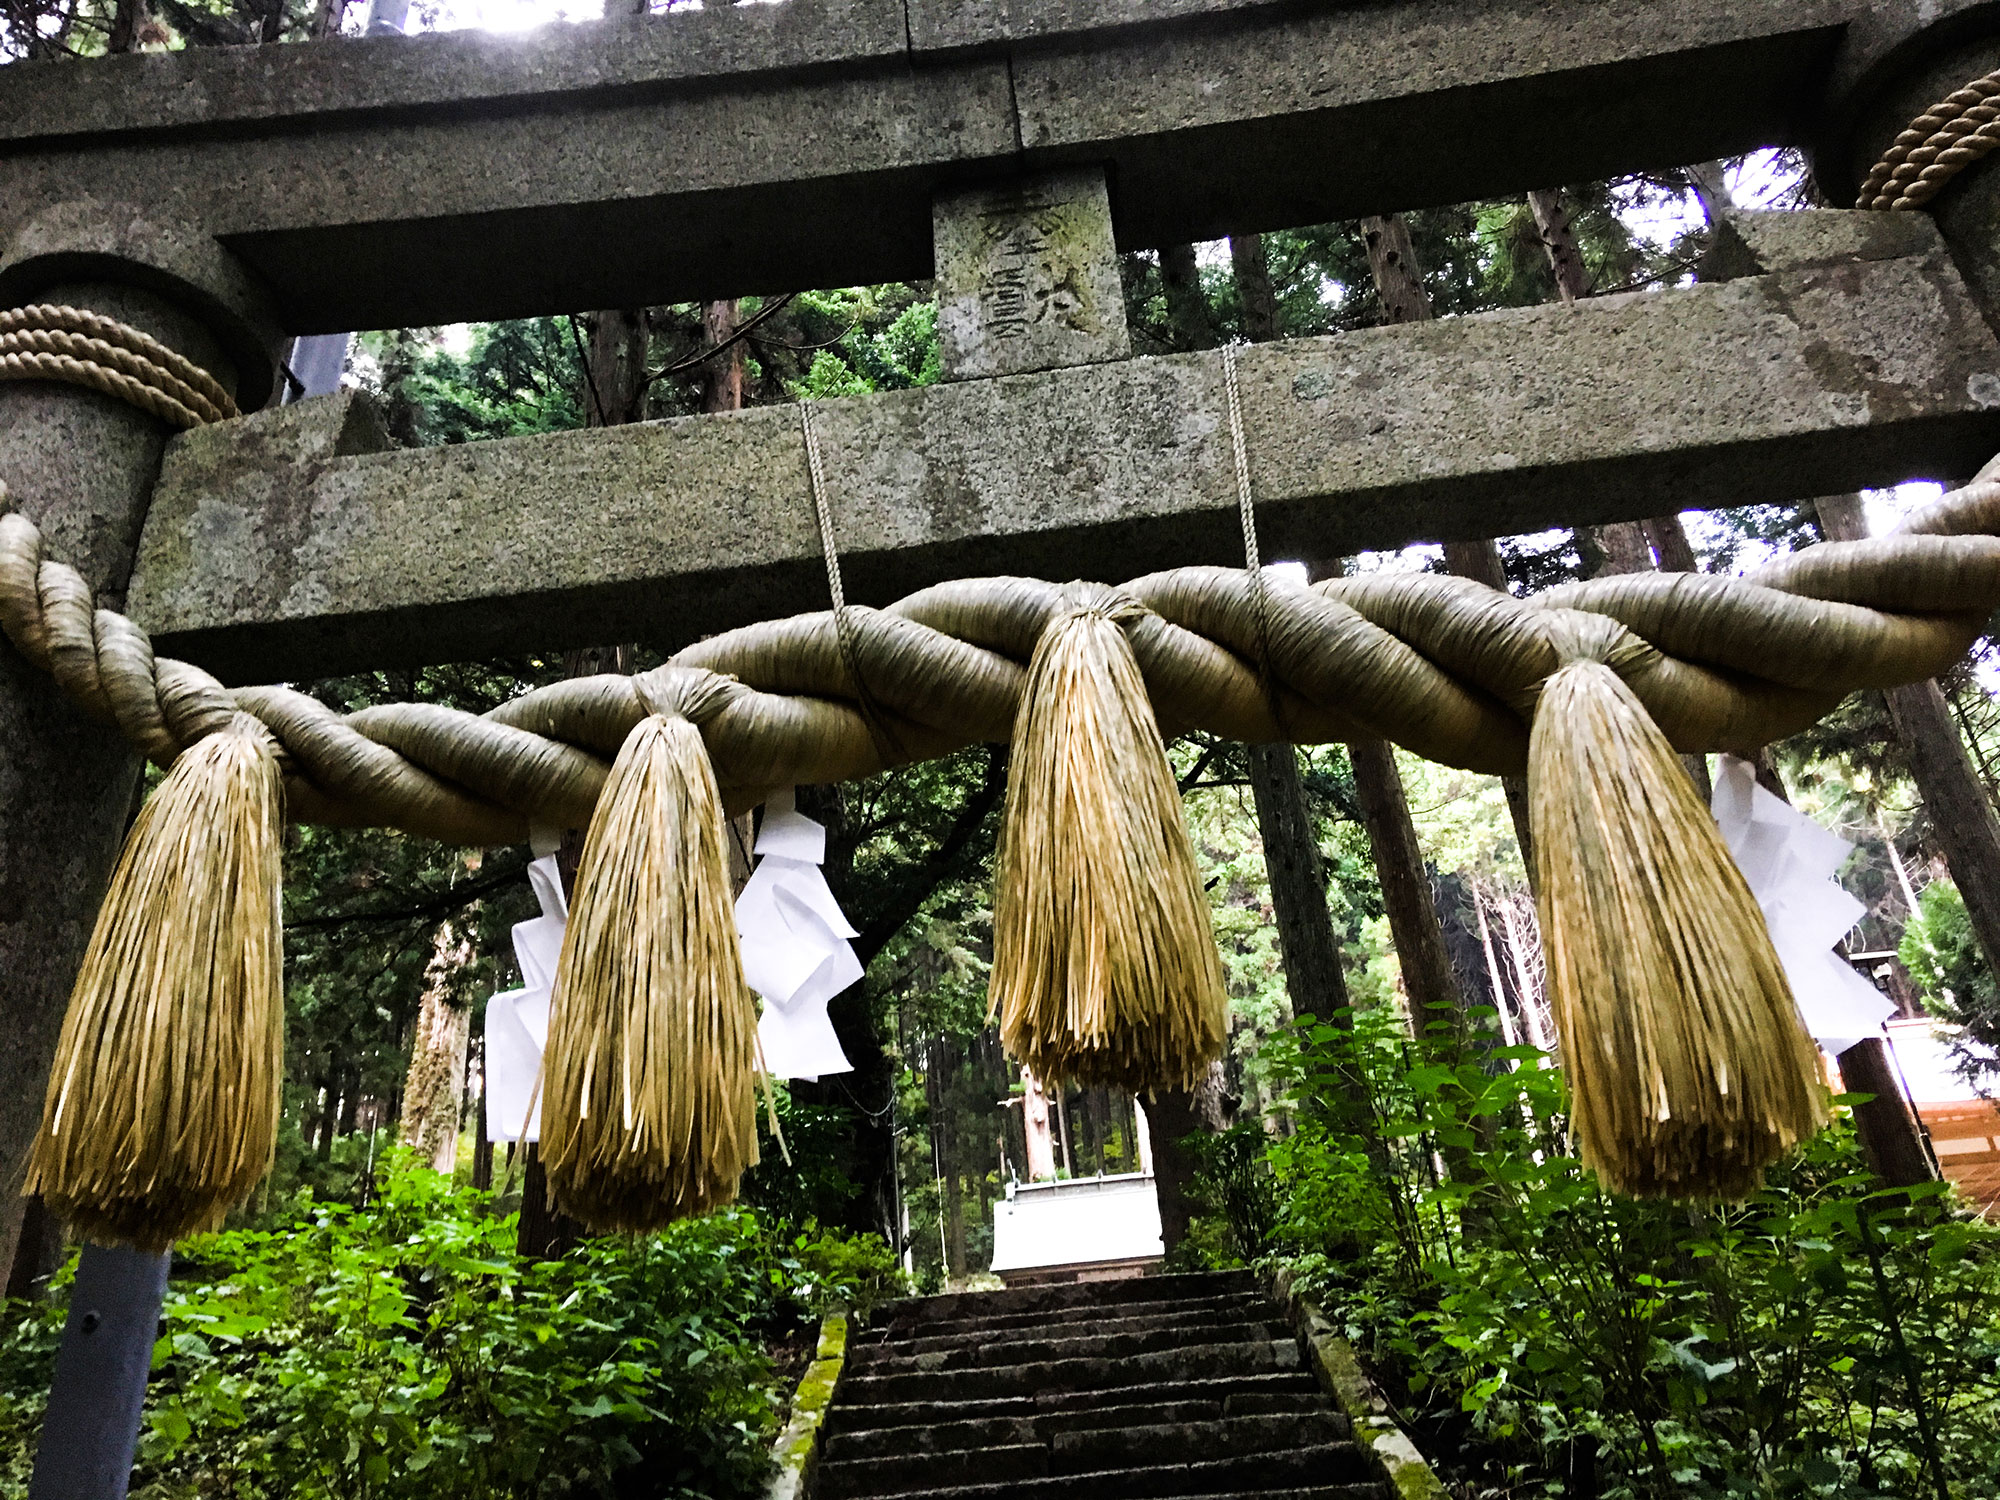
[2,468,1997,849]
[0,305,241,430]
[1856,68,2000,210]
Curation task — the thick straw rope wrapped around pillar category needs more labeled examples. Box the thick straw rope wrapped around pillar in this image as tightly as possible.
[6,459,2000,1216]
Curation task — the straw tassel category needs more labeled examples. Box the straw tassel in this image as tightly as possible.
[27,715,285,1250]
[990,588,1228,1093]
[1528,615,1827,1199]
[541,670,759,1232]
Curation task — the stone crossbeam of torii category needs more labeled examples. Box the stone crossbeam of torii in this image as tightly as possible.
[9,2,2000,1489]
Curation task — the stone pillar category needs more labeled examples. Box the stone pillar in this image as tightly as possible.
[1819,6,2000,337]
[932,167,1131,382]
[0,211,275,1273]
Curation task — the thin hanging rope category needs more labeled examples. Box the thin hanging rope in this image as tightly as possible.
[800,401,904,764]
[1223,345,1285,733]
[801,401,847,617]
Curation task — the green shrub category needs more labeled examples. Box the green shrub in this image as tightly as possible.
[3,1154,905,1500]
[1266,1008,2000,1500]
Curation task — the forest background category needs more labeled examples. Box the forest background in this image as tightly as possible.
[4,0,2000,1497]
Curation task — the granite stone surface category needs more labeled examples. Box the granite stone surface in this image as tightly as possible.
[129,244,2000,681]
[934,169,1130,381]
[0,0,1855,333]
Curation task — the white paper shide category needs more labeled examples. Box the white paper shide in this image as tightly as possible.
[1712,755,1895,1053]
[483,854,566,1142]
[482,790,856,1144]
[737,788,857,1082]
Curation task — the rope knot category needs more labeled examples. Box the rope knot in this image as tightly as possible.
[1057,580,1147,626]
[632,665,738,726]
[1540,607,1656,674]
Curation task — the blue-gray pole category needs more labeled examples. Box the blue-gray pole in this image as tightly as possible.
[28,1246,170,1500]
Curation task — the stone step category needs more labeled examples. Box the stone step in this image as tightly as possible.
[1054,1413,1356,1470]
[852,1291,1276,1349]
[836,1337,1303,1407]
[825,1372,1322,1435]
[816,1443,1047,1500]
[827,1394,1338,1460]
[849,1320,1287,1376]
[872,1271,1258,1336]
[816,1445,1383,1500]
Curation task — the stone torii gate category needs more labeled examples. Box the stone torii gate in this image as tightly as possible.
[6,0,2000,1490]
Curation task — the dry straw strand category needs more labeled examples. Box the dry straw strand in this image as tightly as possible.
[1529,657,1827,1200]
[991,598,1229,1093]
[541,710,759,1231]
[26,716,284,1249]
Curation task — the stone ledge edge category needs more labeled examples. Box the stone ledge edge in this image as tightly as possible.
[764,1310,849,1500]
[1272,1269,1451,1500]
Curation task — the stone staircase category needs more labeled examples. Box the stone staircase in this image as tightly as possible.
[813,1270,1394,1500]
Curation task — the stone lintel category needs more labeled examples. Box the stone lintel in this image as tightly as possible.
[129,239,2000,683]
[0,0,1851,335]
[934,169,1130,381]
[1699,207,1942,283]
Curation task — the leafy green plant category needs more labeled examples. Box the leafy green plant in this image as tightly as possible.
[3,1154,905,1500]
[1263,1008,2000,1500]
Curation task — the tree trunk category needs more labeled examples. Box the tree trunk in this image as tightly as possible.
[1527,188,1592,306]
[700,300,746,415]
[399,923,473,1174]
[1836,1038,1938,1189]
[583,309,649,427]
[1348,738,1464,1038]
[1159,244,1217,350]
[944,1137,966,1279]
[1685,160,1735,224]
[516,1150,578,1259]
[471,1073,493,1192]
[106,0,144,51]
[314,1077,339,1161]
[1817,495,2000,979]
[1643,515,1700,573]
[4,1197,61,1302]
[1146,1090,1205,1257]
[1358,216,1433,324]
[1229,234,1279,340]
[1246,745,1352,1029]
[375,328,428,447]
[1594,521,1657,575]
[1146,1065,1231,1257]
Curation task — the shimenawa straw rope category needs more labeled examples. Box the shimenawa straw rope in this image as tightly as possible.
[990,582,1229,1092]
[1528,614,1826,1199]
[26,715,284,1249]
[7,450,2000,1231]
[540,670,760,1231]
